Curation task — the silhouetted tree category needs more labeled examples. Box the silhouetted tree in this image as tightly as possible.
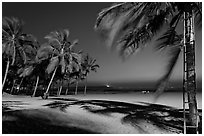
[81,54,99,95]
[42,29,81,98]
[2,17,37,91]
[95,2,201,129]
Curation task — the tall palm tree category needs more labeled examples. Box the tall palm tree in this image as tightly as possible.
[95,2,201,131]
[64,73,71,95]
[2,17,37,91]
[81,54,99,95]
[16,40,42,96]
[64,64,80,95]
[42,29,81,99]
[18,58,49,97]
[6,65,19,94]
[70,70,82,95]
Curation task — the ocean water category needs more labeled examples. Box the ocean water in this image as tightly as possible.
[63,85,202,109]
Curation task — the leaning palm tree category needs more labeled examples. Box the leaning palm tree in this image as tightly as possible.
[2,17,37,91]
[95,2,201,132]
[81,54,99,95]
[42,29,81,99]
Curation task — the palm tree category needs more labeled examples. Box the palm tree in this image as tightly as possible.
[64,75,71,95]
[71,70,82,95]
[17,45,43,96]
[95,2,201,131]
[6,65,19,94]
[54,69,65,96]
[2,17,37,91]
[64,67,78,95]
[42,29,81,99]
[81,54,99,95]
[18,58,48,97]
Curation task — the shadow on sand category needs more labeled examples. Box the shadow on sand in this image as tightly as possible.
[46,98,202,134]
[2,98,202,134]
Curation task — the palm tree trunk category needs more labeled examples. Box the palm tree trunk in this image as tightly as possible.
[75,80,78,95]
[17,77,24,93]
[154,48,181,102]
[45,67,57,95]
[58,85,63,96]
[32,76,39,97]
[65,82,69,95]
[84,76,88,95]
[57,80,63,96]
[57,82,60,95]
[183,11,198,129]
[11,45,16,65]
[2,59,10,91]
[10,79,16,94]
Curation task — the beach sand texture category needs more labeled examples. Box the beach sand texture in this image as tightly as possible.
[2,92,202,134]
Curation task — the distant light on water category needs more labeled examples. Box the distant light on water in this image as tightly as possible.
[106,84,110,88]
[141,90,150,94]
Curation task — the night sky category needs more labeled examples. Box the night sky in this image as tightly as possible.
[2,2,202,89]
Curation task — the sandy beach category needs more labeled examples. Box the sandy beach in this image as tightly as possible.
[2,92,202,134]
[2,1,202,134]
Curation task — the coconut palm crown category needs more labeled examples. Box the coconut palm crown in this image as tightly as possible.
[95,2,201,132]
[43,29,81,75]
[2,17,38,90]
[39,29,82,97]
[82,54,99,76]
[81,54,99,95]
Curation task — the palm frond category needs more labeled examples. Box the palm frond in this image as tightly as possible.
[19,65,34,77]
[46,56,59,74]
[36,43,54,60]
[192,2,202,28]
[69,39,79,50]
[95,2,173,59]
[2,17,15,36]
[13,17,24,36]
[71,52,82,62]
[70,62,81,72]
[3,17,24,37]
[2,17,38,67]
[45,29,71,50]
[45,34,61,50]
[95,3,140,48]
[19,34,38,47]
[23,45,38,62]
[146,9,170,34]
[155,27,183,51]
[91,64,100,72]
[154,46,181,101]
[66,64,73,73]
[95,2,130,28]
[17,45,27,64]
[170,11,182,27]
[81,54,99,74]
[117,24,152,59]
[2,42,10,55]
[62,29,70,42]
[2,27,11,38]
